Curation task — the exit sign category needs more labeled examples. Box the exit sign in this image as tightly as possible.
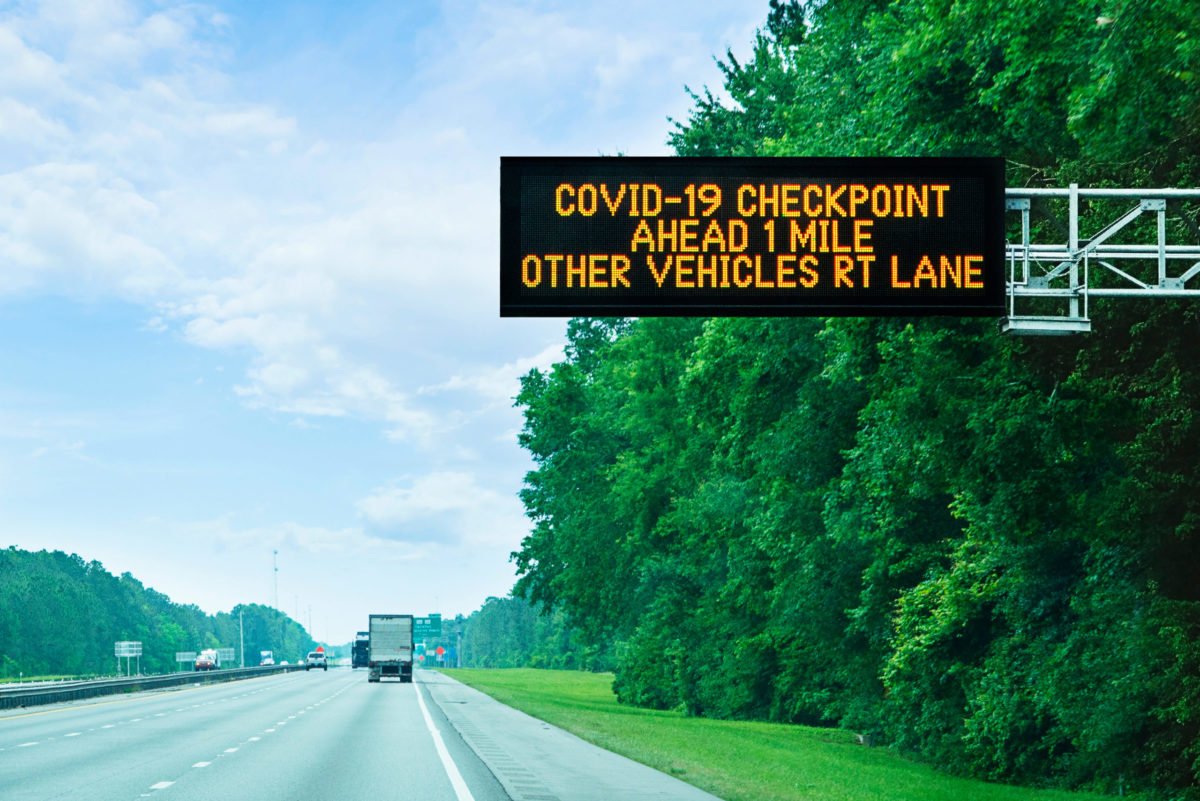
[415,614,442,640]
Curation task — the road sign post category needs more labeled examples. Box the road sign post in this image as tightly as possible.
[115,641,142,676]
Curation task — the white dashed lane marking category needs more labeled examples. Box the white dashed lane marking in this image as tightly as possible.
[193,762,211,768]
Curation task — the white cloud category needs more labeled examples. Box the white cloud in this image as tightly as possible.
[357,471,528,547]
[27,438,94,463]
[0,25,63,93]
[420,342,564,403]
[0,0,765,627]
[0,161,177,297]
[359,472,485,523]
[0,97,69,143]
[203,108,296,139]
[0,1,758,439]
[213,519,428,559]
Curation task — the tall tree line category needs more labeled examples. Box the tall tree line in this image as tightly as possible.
[0,547,315,677]
[512,1,1200,797]
[458,597,613,671]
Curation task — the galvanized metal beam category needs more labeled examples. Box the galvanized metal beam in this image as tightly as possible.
[1003,185,1200,335]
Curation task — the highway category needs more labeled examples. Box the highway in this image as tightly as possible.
[0,669,722,801]
[0,669,508,801]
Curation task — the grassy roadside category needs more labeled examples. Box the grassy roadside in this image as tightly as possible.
[0,674,95,683]
[439,668,1112,801]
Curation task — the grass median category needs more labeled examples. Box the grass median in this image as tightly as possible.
[438,668,1107,801]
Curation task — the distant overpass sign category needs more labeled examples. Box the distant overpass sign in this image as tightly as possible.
[175,651,196,663]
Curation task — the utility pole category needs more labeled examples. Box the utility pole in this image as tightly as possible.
[239,610,244,668]
[273,550,279,609]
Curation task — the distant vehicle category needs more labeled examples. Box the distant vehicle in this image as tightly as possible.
[259,651,275,666]
[280,660,289,665]
[194,648,220,671]
[305,650,327,671]
[367,614,413,683]
[352,632,369,668]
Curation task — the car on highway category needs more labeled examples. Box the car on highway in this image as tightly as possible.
[305,651,327,671]
[194,650,218,671]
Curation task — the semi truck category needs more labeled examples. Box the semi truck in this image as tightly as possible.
[367,614,413,683]
[352,631,369,668]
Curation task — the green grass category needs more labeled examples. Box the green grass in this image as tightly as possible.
[0,673,94,684]
[439,668,1112,801]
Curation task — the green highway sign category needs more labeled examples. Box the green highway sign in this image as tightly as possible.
[414,614,442,640]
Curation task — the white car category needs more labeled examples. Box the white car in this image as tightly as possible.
[305,651,327,671]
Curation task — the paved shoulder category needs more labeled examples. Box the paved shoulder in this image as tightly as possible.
[418,671,724,801]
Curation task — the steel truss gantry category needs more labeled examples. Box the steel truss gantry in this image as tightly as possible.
[1002,185,1200,334]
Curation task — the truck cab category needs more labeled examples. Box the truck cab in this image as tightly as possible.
[352,632,369,668]
[194,649,219,671]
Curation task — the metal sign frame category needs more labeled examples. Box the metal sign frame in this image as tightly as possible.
[1003,185,1200,334]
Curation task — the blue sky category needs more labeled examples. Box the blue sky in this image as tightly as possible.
[0,0,767,643]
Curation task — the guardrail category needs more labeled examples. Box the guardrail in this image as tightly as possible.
[0,664,307,711]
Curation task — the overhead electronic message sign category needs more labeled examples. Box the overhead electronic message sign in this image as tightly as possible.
[500,157,1005,317]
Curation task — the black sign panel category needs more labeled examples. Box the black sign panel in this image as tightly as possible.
[500,157,1005,317]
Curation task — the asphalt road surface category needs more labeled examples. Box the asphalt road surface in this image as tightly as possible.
[0,669,507,801]
[0,670,723,801]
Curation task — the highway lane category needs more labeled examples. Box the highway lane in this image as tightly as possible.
[0,669,507,801]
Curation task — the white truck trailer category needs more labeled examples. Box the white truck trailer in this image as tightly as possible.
[367,614,414,683]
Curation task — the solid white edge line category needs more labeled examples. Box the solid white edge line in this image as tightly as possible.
[415,682,476,801]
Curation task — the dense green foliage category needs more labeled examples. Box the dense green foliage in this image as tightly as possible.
[513,2,1200,797]
[458,596,613,671]
[0,547,315,677]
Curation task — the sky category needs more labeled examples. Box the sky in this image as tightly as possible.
[0,0,767,645]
